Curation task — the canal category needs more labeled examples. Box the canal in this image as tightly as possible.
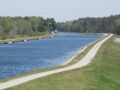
[0,32,103,79]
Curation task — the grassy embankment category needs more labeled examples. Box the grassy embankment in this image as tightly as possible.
[6,35,120,90]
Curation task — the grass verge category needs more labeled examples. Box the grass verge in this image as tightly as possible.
[6,35,120,90]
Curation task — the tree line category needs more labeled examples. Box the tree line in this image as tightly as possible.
[57,14,120,35]
[0,14,120,40]
[0,16,56,39]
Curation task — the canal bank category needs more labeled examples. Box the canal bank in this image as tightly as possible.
[0,34,60,45]
[61,34,106,66]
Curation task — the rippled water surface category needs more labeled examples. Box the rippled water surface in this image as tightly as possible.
[0,32,103,79]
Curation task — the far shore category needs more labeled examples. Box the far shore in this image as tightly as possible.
[0,34,60,45]
[0,33,108,45]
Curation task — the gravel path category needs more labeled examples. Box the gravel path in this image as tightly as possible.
[0,34,113,90]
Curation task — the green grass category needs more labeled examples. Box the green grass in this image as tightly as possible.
[6,35,120,90]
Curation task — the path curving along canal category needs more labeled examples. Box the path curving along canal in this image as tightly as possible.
[0,34,113,90]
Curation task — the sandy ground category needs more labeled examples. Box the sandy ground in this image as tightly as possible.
[114,37,120,43]
[0,34,113,90]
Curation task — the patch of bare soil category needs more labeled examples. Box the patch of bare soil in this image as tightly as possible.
[114,37,120,43]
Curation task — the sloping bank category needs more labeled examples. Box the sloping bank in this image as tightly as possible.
[0,34,113,90]
[0,34,59,45]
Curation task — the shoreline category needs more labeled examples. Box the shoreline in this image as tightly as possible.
[0,34,60,45]
[61,46,87,66]
[61,34,106,66]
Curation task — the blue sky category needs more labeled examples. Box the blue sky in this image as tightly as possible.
[0,0,120,22]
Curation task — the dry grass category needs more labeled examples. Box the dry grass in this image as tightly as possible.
[114,37,120,43]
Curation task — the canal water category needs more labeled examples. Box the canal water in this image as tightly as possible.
[0,32,103,79]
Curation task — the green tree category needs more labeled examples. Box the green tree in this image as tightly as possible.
[115,19,120,35]
[1,17,13,34]
[47,18,56,32]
